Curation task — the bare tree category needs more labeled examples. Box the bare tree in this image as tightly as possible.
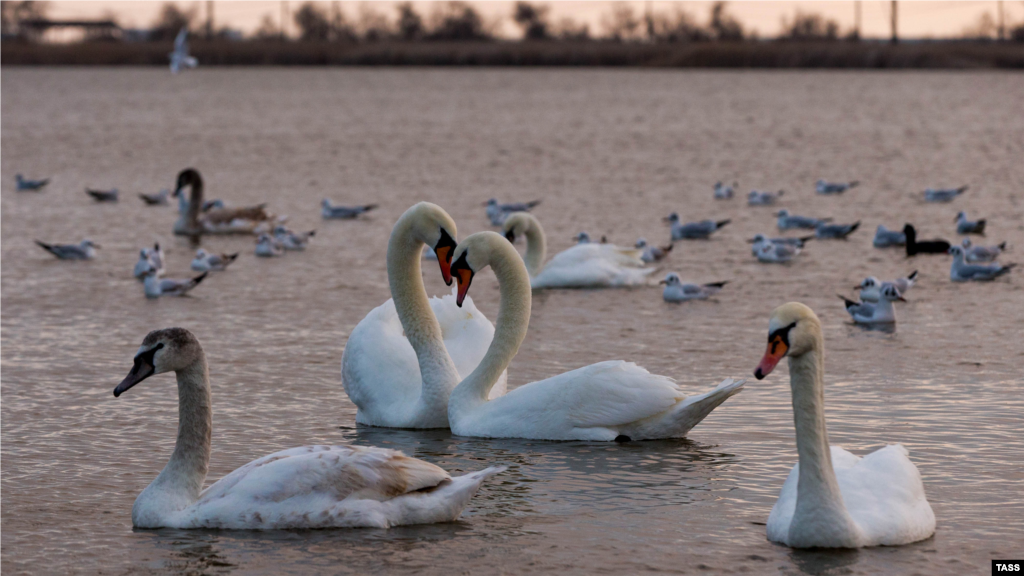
[649,6,709,43]
[709,1,743,41]
[552,16,589,41]
[602,2,641,42]
[150,2,197,42]
[358,4,392,42]
[513,1,550,40]
[426,2,490,41]
[781,10,839,41]
[395,2,423,40]
[1,1,49,39]
[294,2,330,41]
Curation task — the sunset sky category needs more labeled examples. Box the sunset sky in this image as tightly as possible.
[42,1,1019,40]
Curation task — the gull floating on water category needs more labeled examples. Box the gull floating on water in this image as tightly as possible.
[665,213,730,240]
[840,282,904,324]
[169,27,198,74]
[713,181,736,199]
[754,238,802,263]
[635,238,672,263]
[954,211,986,235]
[485,198,542,226]
[255,233,284,257]
[948,246,1015,282]
[133,244,165,279]
[139,189,171,205]
[574,231,607,244]
[816,180,859,194]
[143,268,207,298]
[16,174,49,191]
[747,234,813,256]
[961,238,1006,263]
[856,271,917,302]
[815,220,860,239]
[776,209,830,230]
[924,186,967,203]
[661,273,727,302]
[191,248,239,272]
[873,224,906,248]
[748,190,784,206]
[274,225,316,250]
[86,187,119,202]
[36,239,99,260]
[321,199,378,219]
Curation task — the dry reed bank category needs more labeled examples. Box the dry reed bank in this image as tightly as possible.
[3,40,1023,68]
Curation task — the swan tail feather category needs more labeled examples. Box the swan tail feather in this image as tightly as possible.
[632,378,745,440]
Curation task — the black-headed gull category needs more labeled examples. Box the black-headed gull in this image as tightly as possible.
[776,209,830,230]
[36,239,99,260]
[961,238,1006,263]
[142,267,207,298]
[904,224,951,256]
[484,198,541,226]
[191,248,239,272]
[754,239,801,263]
[635,238,672,263]
[713,181,736,199]
[139,189,171,205]
[855,271,917,302]
[954,211,986,235]
[948,246,1015,281]
[169,27,198,74]
[274,226,316,250]
[321,199,378,219]
[924,186,967,202]
[255,233,284,257]
[815,220,860,239]
[873,224,906,248]
[665,213,730,240]
[86,187,119,202]
[16,174,49,191]
[748,234,813,256]
[748,190,784,206]
[841,282,904,324]
[133,244,165,279]
[816,180,859,194]
[661,273,727,302]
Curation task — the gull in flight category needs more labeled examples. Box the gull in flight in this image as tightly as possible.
[169,27,198,74]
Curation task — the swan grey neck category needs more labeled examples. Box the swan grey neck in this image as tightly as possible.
[450,235,532,414]
[140,354,211,511]
[185,178,203,232]
[787,332,862,546]
[387,208,461,420]
[520,214,546,277]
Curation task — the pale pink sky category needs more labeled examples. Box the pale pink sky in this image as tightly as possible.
[44,1,1021,39]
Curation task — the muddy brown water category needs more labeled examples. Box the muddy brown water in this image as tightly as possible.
[2,68,1022,575]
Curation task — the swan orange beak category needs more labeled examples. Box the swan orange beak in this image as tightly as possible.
[455,268,473,308]
[754,336,788,380]
[434,229,458,286]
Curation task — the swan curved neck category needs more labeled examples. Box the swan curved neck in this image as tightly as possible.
[522,218,546,277]
[386,211,460,414]
[186,179,203,230]
[450,238,532,414]
[788,340,857,535]
[150,355,212,503]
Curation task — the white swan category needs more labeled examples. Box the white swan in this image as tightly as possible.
[342,203,506,429]
[113,328,504,529]
[444,231,744,441]
[753,302,935,548]
[502,213,654,289]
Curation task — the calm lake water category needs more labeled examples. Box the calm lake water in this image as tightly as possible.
[2,68,1022,575]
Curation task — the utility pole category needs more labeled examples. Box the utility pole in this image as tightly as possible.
[206,0,213,39]
[645,0,653,42]
[280,0,288,40]
[890,0,898,44]
[998,0,1005,41]
[854,0,862,40]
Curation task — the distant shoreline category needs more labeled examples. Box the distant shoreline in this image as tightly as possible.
[3,40,1022,68]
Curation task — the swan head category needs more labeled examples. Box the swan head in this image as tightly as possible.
[754,302,821,380]
[450,231,514,308]
[114,328,201,397]
[174,168,201,196]
[502,212,533,244]
[660,273,680,286]
[404,202,458,285]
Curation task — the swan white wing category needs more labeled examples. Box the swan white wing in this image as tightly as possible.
[533,245,654,288]
[767,445,934,546]
[560,361,685,428]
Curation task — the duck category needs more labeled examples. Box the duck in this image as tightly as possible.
[954,212,986,235]
[139,189,171,205]
[86,187,119,202]
[321,199,378,220]
[961,238,1006,263]
[484,198,541,226]
[872,224,906,248]
[713,181,736,199]
[815,220,860,239]
[191,249,239,272]
[35,239,99,260]
[173,169,277,236]
[776,209,830,230]
[753,303,935,548]
[661,273,727,302]
[341,203,506,429]
[444,231,744,441]
[113,327,504,529]
[273,226,316,251]
[839,283,904,324]
[502,212,654,288]
[664,213,731,240]
[255,234,284,257]
[903,224,950,256]
[635,238,673,263]
[16,173,50,191]
[948,246,1015,282]
[924,186,967,203]
[142,268,207,298]
[748,190,784,206]
[134,244,165,280]
[816,180,859,194]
